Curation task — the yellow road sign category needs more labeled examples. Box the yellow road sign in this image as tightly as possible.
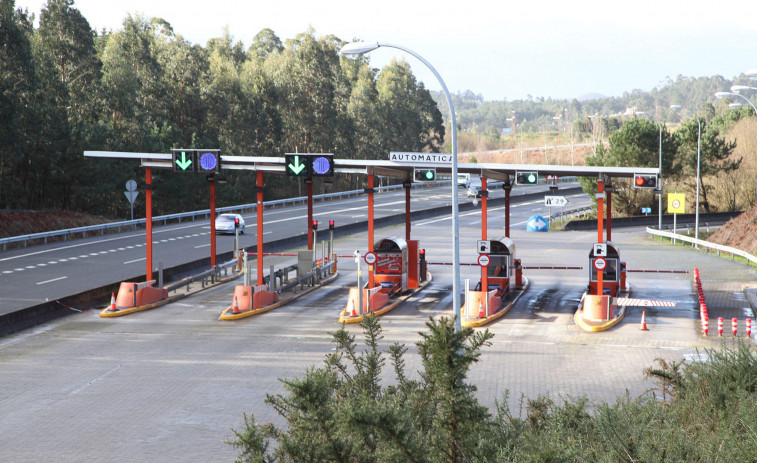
[668,193,686,214]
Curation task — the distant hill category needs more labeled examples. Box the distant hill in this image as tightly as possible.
[576,93,606,101]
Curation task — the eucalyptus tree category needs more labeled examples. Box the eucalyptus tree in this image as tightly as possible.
[376,59,445,153]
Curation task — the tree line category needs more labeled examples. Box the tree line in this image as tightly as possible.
[1,0,444,217]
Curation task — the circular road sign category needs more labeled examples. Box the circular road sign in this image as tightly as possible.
[672,199,681,209]
[125,179,138,192]
[593,257,607,271]
[478,254,491,267]
[364,252,377,265]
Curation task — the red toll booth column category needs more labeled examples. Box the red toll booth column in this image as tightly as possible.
[368,174,375,289]
[145,167,153,281]
[210,175,217,267]
[606,188,612,242]
[481,177,488,293]
[596,179,605,296]
[256,171,264,286]
[307,179,314,250]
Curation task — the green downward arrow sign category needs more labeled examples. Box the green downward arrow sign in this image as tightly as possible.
[288,155,306,175]
[175,151,192,171]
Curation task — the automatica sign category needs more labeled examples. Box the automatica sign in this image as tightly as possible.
[389,152,453,164]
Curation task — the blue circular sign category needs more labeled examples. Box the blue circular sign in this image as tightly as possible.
[312,156,331,175]
[199,152,218,171]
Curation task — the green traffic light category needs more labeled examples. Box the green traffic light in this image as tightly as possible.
[425,170,434,180]
[527,173,536,183]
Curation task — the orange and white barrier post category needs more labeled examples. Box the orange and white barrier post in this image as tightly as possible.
[732,317,738,336]
[702,316,709,336]
[746,318,752,337]
[109,292,117,311]
[718,317,724,336]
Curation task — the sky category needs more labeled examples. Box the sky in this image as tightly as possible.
[14,0,757,101]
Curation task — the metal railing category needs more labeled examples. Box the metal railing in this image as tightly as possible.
[646,227,757,266]
[1,182,448,251]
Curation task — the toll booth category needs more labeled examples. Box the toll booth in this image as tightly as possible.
[589,242,620,296]
[484,236,516,296]
[374,237,409,296]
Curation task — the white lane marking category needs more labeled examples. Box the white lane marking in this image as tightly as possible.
[37,276,68,285]
[124,257,146,264]
[14,268,25,271]
[3,270,13,274]
[194,244,211,248]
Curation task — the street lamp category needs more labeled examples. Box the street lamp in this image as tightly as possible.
[636,111,663,230]
[670,105,701,243]
[340,41,462,331]
[715,90,757,217]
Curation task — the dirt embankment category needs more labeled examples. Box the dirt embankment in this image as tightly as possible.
[707,212,757,255]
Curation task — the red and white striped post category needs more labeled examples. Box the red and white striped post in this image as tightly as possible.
[732,318,738,336]
[718,317,724,336]
[702,316,709,336]
[747,318,752,337]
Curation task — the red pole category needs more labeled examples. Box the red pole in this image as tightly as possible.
[481,177,488,294]
[307,180,313,250]
[368,174,375,289]
[256,171,264,286]
[405,182,411,241]
[597,179,604,296]
[210,176,216,268]
[145,167,153,281]
[607,189,612,242]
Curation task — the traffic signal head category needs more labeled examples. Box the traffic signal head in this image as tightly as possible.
[328,220,334,230]
[515,171,538,185]
[284,154,334,177]
[633,174,658,189]
[413,168,436,182]
[312,220,318,231]
[197,149,221,173]
[419,249,425,257]
[172,149,196,172]
[234,217,240,228]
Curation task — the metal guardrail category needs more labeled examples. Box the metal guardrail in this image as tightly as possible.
[1,182,450,251]
[646,227,757,266]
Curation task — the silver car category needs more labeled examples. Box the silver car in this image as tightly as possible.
[215,213,245,234]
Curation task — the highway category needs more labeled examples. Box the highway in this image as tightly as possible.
[2,204,754,462]
[0,182,585,315]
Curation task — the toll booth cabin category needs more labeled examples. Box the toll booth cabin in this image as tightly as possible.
[374,237,409,296]
[588,242,622,296]
[483,237,516,296]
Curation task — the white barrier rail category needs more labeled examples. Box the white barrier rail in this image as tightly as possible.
[646,227,757,266]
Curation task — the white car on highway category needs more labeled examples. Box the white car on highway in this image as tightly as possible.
[215,213,245,234]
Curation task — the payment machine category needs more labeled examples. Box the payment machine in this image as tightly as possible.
[588,242,620,296]
[482,236,516,296]
[374,237,409,296]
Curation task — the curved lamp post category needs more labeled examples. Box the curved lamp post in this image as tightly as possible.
[670,105,701,243]
[716,90,757,216]
[636,111,663,230]
[340,42,462,331]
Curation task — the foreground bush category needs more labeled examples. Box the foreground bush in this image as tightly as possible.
[230,318,757,462]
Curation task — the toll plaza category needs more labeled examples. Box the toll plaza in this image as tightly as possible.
[84,150,659,328]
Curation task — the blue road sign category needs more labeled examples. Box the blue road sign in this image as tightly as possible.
[526,215,549,232]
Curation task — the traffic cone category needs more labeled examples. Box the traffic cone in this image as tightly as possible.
[732,318,738,336]
[232,296,240,314]
[478,301,485,318]
[718,317,724,336]
[108,292,117,311]
[640,311,648,330]
[350,299,357,317]
[747,318,752,337]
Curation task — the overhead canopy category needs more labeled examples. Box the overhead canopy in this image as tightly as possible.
[84,151,659,180]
